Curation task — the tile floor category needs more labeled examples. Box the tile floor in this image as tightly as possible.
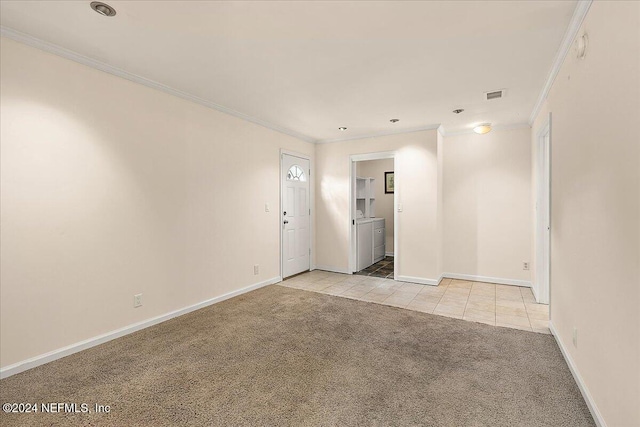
[355,256,394,279]
[279,270,550,334]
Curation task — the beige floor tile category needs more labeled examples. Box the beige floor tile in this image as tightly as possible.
[496,313,531,328]
[520,287,536,301]
[496,291,523,302]
[305,281,335,292]
[496,305,528,317]
[305,270,331,279]
[474,281,497,288]
[341,286,373,299]
[381,298,412,309]
[470,287,495,297]
[293,281,318,290]
[442,289,469,298]
[392,289,421,299]
[365,287,396,297]
[418,286,447,297]
[359,291,394,303]
[406,299,437,313]
[383,291,417,306]
[361,277,388,287]
[525,303,549,313]
[438,296,468,308]
[463,309,496,326]
[313,276,348,287]
[396,283,424,294]
[341,275,370,285]
[411,292,443,305]
[433,305,464,319]
[448,280,473,289]
[530,319,550,334]
[464,307,495,321]
[321,283,355,295]
[496,284,521,292]
[496,323,533,332]
[376,280,403,291]
[434,303,466,317]
[467,293,495,302]
[527,311,549,321]
[466,299,496,312]
[496,299,526,309]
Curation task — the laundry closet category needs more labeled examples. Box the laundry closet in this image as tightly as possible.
[354,158,394,274]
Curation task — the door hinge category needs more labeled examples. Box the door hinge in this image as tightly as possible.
[309,208,311,215]
[352,219,355,225]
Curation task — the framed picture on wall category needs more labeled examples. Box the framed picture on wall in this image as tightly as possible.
[385,171,394,194]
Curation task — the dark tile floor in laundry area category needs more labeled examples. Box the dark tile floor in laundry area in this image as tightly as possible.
[356,256,394,278]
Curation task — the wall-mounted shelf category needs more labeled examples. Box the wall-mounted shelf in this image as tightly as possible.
[355,177,376,218]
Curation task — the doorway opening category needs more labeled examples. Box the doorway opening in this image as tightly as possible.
[349,152,397,279]
[535,115,551,304]
[281,150,311,279]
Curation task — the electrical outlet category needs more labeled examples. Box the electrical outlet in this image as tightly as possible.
[134,294,142,308]
[254,264,259,275]
[523,262,530,270]
[572,327,578,348]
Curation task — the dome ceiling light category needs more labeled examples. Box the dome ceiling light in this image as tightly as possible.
[473,123,492,134]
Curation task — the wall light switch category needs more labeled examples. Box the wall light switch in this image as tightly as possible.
[265,203,270,212]
[397,203,403,212]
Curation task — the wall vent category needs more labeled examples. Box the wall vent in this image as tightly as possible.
[485,89,506,100]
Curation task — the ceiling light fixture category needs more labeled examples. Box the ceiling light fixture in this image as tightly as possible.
[473,123,492,135]
[390,119,399,123]
[90,1,116,17]
[453,109,464,114]
[338,127,347,131]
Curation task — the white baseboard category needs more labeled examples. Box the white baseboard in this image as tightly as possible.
[0,276,282,379]
[314,265,351,274]
[396,275,439,286]
[549,321,606,427]
[443,272,531,288]
[385,252,395,257]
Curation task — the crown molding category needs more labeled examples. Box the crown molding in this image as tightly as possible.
[440,122,530,137]
[316,124,441,144]
[528,0,593,125]
[0,26,317,144]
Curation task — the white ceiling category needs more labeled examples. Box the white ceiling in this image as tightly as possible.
[0,1,577,142]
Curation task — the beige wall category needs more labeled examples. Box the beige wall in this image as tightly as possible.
[0,38,314,368]
[531,1,640,425]
[315,131,438,280]
[443,127,532,283]
[356,159,395,253]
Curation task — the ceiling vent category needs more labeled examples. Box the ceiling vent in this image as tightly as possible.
[485,89,506,101]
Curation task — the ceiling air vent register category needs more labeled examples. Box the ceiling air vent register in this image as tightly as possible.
[485,89,506,101]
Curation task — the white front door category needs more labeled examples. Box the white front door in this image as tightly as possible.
[282,153,310,278]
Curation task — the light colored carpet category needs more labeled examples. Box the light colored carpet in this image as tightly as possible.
[0,285,594,426]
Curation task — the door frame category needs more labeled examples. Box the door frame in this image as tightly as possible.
[280,149,314,280]
[349,151,397,279]
[535,114,551,305]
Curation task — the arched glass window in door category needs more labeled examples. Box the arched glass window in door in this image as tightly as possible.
[287,165,306,181]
